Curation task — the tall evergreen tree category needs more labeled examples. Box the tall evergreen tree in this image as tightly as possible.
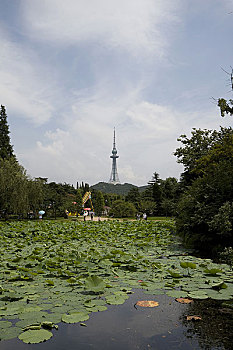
[0,105,15,160]
[94,191,105,216]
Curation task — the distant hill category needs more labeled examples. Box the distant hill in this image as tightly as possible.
[91,182,148,196]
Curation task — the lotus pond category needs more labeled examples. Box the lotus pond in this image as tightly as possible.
[0,219,232,348]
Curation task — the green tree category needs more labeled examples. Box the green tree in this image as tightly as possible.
[218,98,233,117]
[0,158,28,215]
[139,200,156,216]
[94,191,105,216]
[0,105,15,160]
[174,127,232,186]
[75,189,83,214]
[175,127,233,252]
[109,200,136,218]
[160,177,180,216]
[125,187,141,210]
[27,178,44,213]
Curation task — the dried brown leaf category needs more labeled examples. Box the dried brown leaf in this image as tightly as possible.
[175,298,193,304]
[186,315,202,321]
[136,300,159,307]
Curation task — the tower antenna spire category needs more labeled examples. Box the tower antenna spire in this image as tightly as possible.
[109,128,120,184]
[113,127,116,148]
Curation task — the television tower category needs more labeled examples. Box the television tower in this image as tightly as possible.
[109,128,120,184]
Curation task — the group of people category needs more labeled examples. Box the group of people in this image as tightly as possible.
[83,211,97,221]
[137,213,147,220]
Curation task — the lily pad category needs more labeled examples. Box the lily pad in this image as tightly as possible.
[18,329,53,343]
[0,320,12,329]
[0,326,21,340]
[61,312,90,323]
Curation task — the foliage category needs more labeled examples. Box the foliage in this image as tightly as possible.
[0,158,29,215]
[139,200,156,215]
[218,98,233,117]
[0,105,15,160]
[140,174,179,216]
[92,190,105,216]
[27,178,45,213]
[18,329,53,344]
[109,199,136,217]
[43,181,77,217]
[175,127,233,252]
[91,182,147,196]
[125,187,141,210]
[75,189,83,214]
[174,128,231,185]
[0,219,232,344]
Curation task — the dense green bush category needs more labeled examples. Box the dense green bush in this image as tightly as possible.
[176,127,233,253]
[109,200,136,218]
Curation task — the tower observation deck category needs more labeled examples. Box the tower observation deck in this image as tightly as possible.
[109,128,120,184]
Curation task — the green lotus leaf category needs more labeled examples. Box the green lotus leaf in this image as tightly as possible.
[41,321,58,329]
[0,326,21,340]
[22,324,41,331]
[105,294,127,305]
[45,280,55,286]
[85,275,105,291]
[167,269,182,278]
[187,262,196,269]
[0,320,12,329]
[204,268,222,275]
[42,313,62,323]
[18,311,48,321]
[188,291,208,299]
[61,312,90,323]
[18,329,53,344]
[166,290,188,298]
[212,281,228,290]
[180,262,188,269]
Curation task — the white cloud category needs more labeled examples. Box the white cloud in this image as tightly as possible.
[37,129,70,156]
[0,26,55,125]
[22,81,190,185]
[22,0,181,56]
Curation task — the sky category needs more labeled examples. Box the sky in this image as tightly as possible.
[0,0,232,186]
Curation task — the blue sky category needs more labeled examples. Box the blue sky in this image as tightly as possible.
[0,0,232,186]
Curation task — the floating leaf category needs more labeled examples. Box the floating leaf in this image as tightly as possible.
[0,320,12,329]
[85,276,105,292]
[204,268,222,276]
[18,329,53,344]
[0,326,21,340]
[212,281,228,290]
[167,269,182,278]
[186,315,202,321]
[166,290,188,298]
[136,300,159,307]
[188,291,208,300]
[62,312,89,323]
[175,298,193,304]
[180,262,196,269]
[105,294,128,305]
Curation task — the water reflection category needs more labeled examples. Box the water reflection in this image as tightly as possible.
[180,299,233,350]
[1,291,232,350]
